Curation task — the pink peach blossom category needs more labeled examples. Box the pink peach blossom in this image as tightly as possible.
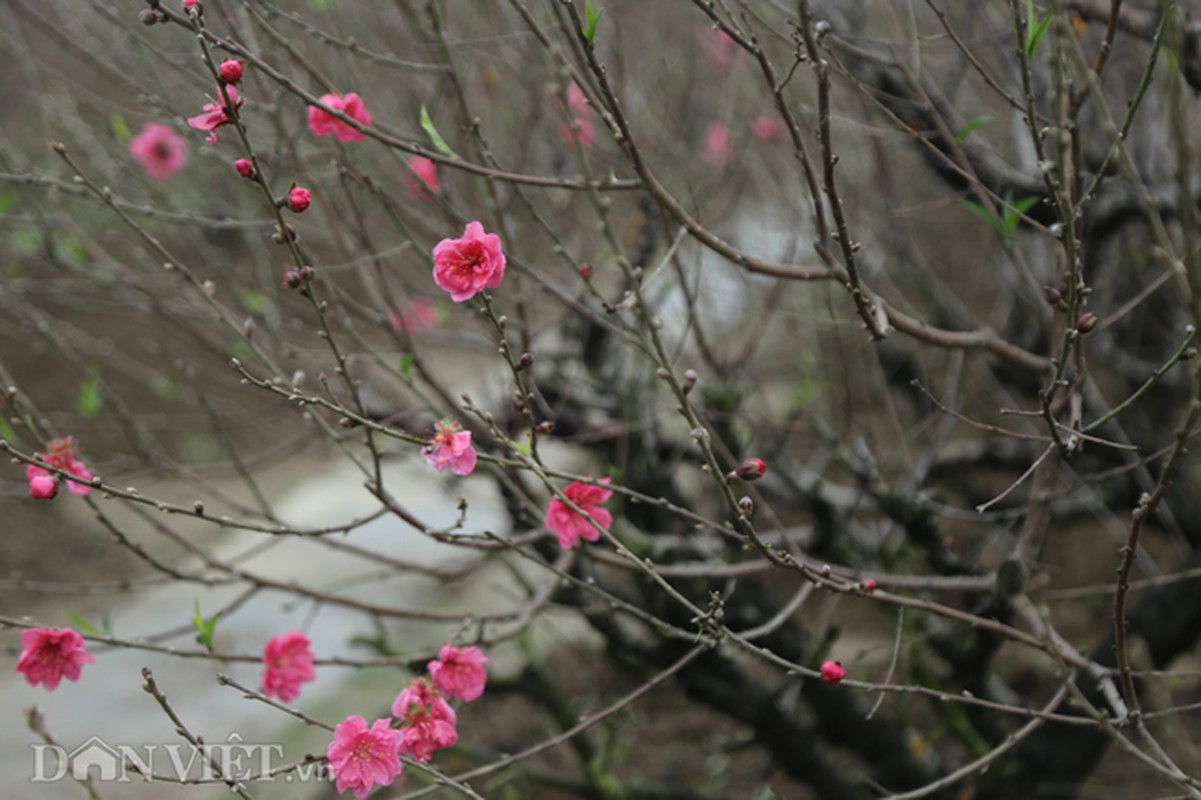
[545,478,613,549]
[820,660,846,686]
[129,122,188,181]
[405,156,441,199]
[421,420,476,476]
[326,715,404,798]
[428,644,488,702]
[749,115,788,142]
[307,92,371,143]
[431,221,506,302]
[560,116,596,150]
[16,627,95,691]
[261,631,316,702]
[27,436,93,498]
[28,474,57,500]
[389,299,438,334]
[702,121,733,166]
[187,85,240,144]
[566,82,591,118]
[392,678,458,763]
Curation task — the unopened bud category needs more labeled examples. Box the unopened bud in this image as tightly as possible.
[183,0,202,13]
[233,158,254,178]
[732,458,767,481]
[218,59,243,84]
[512,394,526,412]
[1043,286,1063,307]
[139,8,159,25]
[579,264,593,279]
[536,421,555,434]
[1074,312,1098,334]
[272,223,297,243]
[285,186,312,213]
[820,660,846,686]
[682,369,698,395]
[858,578,877,594]
[737,496,754,517]
[814,19,831,36]
[517,352,534,371]
[283,269,303,289]
[298,265,315,281]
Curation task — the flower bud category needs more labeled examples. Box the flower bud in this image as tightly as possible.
[298,265,315,281]
[579,264,593,279]
[517,352,534,371]
[286,186,312,213]
[820,660,846,686]
[234,158,254,178]
[858,578,877,594]
[681,369,698,395]
[218,59,243,84]
[139,8,159,25]
[737,496,754,517]
[183,0,202,13]
[28,475,58,500]
[1074,312,1098,334]
[283,268,303,289]
[733,458,767,481]
[272,223,297,243]
[536,421,555,434]
[1043,286,1064,307]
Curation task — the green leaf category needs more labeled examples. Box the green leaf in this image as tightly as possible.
[0,415,15,442]
[955,115,993,145]
[76,376,104,420]
[398,354,414,380]
[192,601,220,650]
[110,114,131,144]
[67,609,103,637]
[240,289,272,315]
[583,0,604,42]
[1025,0,1052,60]
[962,200,1007,239]
[153,376,178,399]
[420,106,459,160]
[0,190,19,216]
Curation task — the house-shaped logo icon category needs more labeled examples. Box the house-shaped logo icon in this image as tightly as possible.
[69,737,122,782]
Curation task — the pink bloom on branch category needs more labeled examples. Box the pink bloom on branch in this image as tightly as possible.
[261,631,316,702]
[421,420,476,476]
[702,121,733,166]
[129,122,188,181]
[392,678,458,763]
[286,186,312,213]
[218,59,243,84]
[27,436,93,498]
[560,116,595,150]
[820,660,846,686]
[16,627,95,691]
[545,478,613,549]
[428,644,488,702]
[28,474,57,500]
[749,115,788,142]
[326,715,404,798]
[566,82,591,118]
[405,156,441,200]
[234,158,254,178]
[702,29,744,71]
[187,85,240,144]
[307,92,371,143]
[431,221,506,302]
[734,458,767,481]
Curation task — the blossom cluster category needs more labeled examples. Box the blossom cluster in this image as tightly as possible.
[26,437,93,500]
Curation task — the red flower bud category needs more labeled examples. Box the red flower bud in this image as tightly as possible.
[734,458,767,481]
[579,264,593,279]
[29,475,58,500]
[183,0,202,12]
[218,59,243,84]
[1074,312,1098,334]
[858,578,877,594]
[234,158,254,178]
[283,269,303,289]
[139,8,159,25]
[820,660,846,686]
[286,186,312,213]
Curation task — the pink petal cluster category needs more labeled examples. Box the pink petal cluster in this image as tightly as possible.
[187,85,240,144]
[734,458,767,481]
[218,59,243,84]
[545,478,613,549]
[431,221,506,303]
[820,660,846,686]
[15,627,95,691]
[702,29,744,71]
[559,82,596,149]
[261,631,316,702]
[307,92,371,143]
[392,678,458,763]
[388,299,438,334]
[428,644,488,702]
[421,420,476,476]
[27,436,93,499]
[287,186,312,213]
[749,115,788,142]
[702,121,733,167]
[405,156,441,200]
[326,715,404,798]
[129,122,188,181]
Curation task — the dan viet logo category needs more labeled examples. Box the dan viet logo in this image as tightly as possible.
[30,733,325,785]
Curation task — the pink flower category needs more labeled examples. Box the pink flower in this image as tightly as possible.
[388,299,439,334]
[28,474,57,500]
[431,221,506,302]
[16,627,95,691]
[405,156,441,200]
[326,715,404,798]
[27,436,93,498]
[702,121,733,166]
[261,631,316,702]
[286,186,312,213]
[421,420,477,476]
[234,158,254,178]
[545,478,613,549]
[560,116,596,150]
[307,92,371,143]
[129,122,188,181]
[428,644,488,702]
[820,660,846,686]
[183,0,200,10]
[187,85,240,144]
[218,59,243,84]
[749,115,788,142]
[702,29,744,71]
[392,678,458,763]
[566,82,591,118]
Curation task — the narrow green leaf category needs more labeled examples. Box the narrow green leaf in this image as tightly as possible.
[192,601,219,650]
[420,106,459,160]
[961,200,1007,239]
[398,354,414,380]
[77,377,104,420]
[67,610,103,637]
[955,115,993,145]
[110,114,131,144]
[1025,0,1052,60]
[583,0,603,42]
